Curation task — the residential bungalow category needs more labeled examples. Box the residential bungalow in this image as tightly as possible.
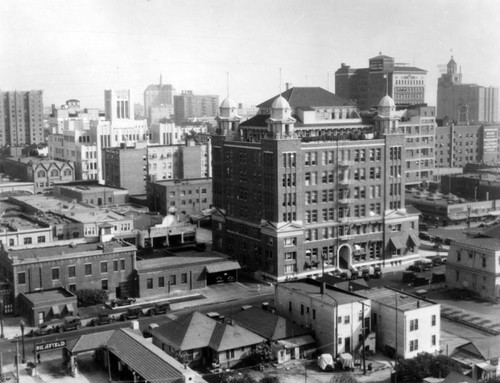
[451,335,500,381]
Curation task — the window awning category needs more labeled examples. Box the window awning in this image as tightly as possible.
[389,237,405,250]
[51,305,60,315]
[205,261,241,274]
[66,303,74,314]
[408,234,419,247]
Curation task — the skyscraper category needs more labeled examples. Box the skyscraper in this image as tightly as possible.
[335,55,427,110]
[0,90,44,147]
[143,75,175,122]
[437,56,499,124]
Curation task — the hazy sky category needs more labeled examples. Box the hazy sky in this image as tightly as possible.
[1,0,499,109]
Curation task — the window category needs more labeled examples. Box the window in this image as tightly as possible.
[120,259,125,270]
[482,256,486,268]
[301,304,304,315]
[69,284,76,293]
[344,315,350,324]
[226,350,235,359]
[24,237,32,245]
[85,263,92,276]
[37,236,45,243]
[409,339,419,352]
[181,273,188,284]
[338,316,342,324]
[113,260,118,272]
[18,272,26,285]
[409,319,419,331]
[159,276,165,287]
[284,237,296,247]
[52,268,60,280]
[338,337,342,345]
[313,309,316,320]
[170,275,176,285]
[147,278,153,289]
[431,315,436,326]
[102,279,108,290]
[431,335,436,346]
[289,301,292,312]
[101,261,108,273]
[68,265,76,278]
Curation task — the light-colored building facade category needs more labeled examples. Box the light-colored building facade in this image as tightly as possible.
[275,280,373,357]
[174,91,219,124]
[437,56,499,124]
[335,55,427,110]
[361,287,441,359]
[446,238,500,301]
[0,90,44,147]
[143,77,174,122]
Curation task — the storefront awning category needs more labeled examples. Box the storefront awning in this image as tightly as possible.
[205,261,241,274]
[66,303,74,314]
[389,237,405,250]
[51,305,60,316]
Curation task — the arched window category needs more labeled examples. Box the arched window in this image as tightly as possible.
[36,170,46,178]
[50,169,59,177]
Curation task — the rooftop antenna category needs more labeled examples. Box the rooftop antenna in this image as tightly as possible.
[327,73,330,91]
[226,72,230,98]
[279,68,282,96]
[117,66,120,89]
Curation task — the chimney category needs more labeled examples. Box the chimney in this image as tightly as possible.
[417,301,420,308]
[130,320,140,330]
[286,82,292,90]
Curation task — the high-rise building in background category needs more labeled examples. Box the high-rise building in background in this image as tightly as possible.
[0,90,44,147]
[144,75,175,123]
[437,56,499,125]
[335,55,427,110]
[174,91,219,124]
[211,87,421,281]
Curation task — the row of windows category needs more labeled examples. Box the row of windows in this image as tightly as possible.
[36,169,72,178]
[304,223,384,241]
[169,188,208,197]
[2,236,46,247]
[17,259,126,284]
[289,301,316,319]
[146,273,188,289]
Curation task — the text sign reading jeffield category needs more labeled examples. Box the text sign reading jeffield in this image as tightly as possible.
[35,340,66,352]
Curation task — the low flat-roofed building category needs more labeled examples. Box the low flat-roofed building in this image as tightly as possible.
[0,213,53,248]
[19,287,77,326]
[446,237,500,301]
[53,180,129,206]
[360,286,440,358]
[0,238,137,313]
[136,250,240,297]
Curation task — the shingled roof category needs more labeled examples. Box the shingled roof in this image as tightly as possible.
[208,321,265,352]
[257,87,354,109]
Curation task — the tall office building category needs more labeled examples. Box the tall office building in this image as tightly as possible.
[0,90,44,147]
[143,75,175,122]
[437,56,499,124]
[174,91,219,124]
[211,87,420,281]
[335,55,427,110]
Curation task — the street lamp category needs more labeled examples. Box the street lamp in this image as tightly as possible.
[19,320,26,363]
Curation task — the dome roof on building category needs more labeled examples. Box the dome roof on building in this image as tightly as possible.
[220,97,237,109]
[379,94,395,108]
[271,95,291,110]
[448,56,457,66]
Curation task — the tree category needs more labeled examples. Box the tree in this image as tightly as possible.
[170,350,189,365]
[396,352,461,382]
[253,342,276,364]
[75,288,108,306]
[220,373,258,383]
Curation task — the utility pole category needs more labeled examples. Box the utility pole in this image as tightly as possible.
[361,301,367,375]
[15,340,20,383]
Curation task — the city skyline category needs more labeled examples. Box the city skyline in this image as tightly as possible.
[1,0,499,109]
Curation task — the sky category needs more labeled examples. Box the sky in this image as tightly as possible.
[1,0,500,110]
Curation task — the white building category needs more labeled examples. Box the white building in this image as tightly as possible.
[446,237,500,301]
[274,279,374,358]
[361,287,440,359]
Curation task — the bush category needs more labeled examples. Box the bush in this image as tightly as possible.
[76,289,108,307]
[396,353,462,382]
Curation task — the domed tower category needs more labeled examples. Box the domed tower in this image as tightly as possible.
[374,94,400,134]
[446,56,462,84]
[266,95,296,138]
[216,96,241,138]
[447,56,457,74]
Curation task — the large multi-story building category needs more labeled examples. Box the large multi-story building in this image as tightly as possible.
[335,55,427,110]
[143,76,175,123]
[211,87,420,281]
[435,124,500,168]
[0,156,75,193]
[437,56,499,124]
[174,91,219,124]
[0,90,44,147]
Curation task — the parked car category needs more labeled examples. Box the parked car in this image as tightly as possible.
[206,312,225,322]
[414,259,432,271]
[418,223,429,231]
[91,313,114,326]
[111,297,136,307]
[120,308,144,321]
[146,303,170,316]
[30,323,54,337]
[373,266,383,278]
[406,264,422,273]
[402,271,416,283]
[56,316,82,332]
[443,238,453,246]
[143,323,159,338]
[418,232,432,241]
[412,276,430,287]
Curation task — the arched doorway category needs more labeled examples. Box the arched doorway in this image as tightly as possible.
[338,244,352,269]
